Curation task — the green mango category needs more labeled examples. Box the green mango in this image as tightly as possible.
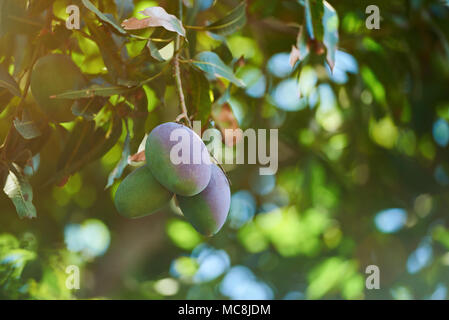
[114,166,172,219]
[30,54,87,123]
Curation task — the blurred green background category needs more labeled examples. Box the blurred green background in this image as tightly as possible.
[2,0,449,300]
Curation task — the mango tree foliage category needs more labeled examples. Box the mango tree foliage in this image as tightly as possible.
[0,0,449,300]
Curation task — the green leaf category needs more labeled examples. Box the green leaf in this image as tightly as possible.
[191,70,211,124]
[212,86,231,108]
[72,97,106,120]
[130,88,149,152]
[0,65,20,97]
[106,123,130,189]
[191,51,245,87]
[13,118,41,140]
[0,0,8,36]
[205,1,246,36]
[12,107,49,140]
[361,66,386,106]
[0,0,30,37]
[0,234,20,253]
[296,26,310,63]
[3,164,37,219]
[51,117,122,185]
[114,0,134,20]
[86,21,125,80]
[147,40,165,61]
[304,0,324,41]
[433,226,449,250]
[0,248,36,281]
[51,85,133,99]
[56,117,121,172]
[57,119,96,171]
[322,1,339,70]
[81,0,126,34]
[0,88,13,113]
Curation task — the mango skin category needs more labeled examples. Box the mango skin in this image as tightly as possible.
[31,54,87,123]
[114,166,173,219]
[145,122,212,196]
[178,165,231,236]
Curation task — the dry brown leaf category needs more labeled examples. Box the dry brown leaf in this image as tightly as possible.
[212,104,242,147]
[128,150,146,165]
[121,17,151,30]
[121,6,186,36]
[289,45,301,68]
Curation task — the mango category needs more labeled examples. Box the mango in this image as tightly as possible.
[178,164,231,236]
[30,54,87,123]
[145,122,212,196]
[114,166,172,219]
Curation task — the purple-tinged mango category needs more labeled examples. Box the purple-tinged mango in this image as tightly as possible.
[178,165,231,236]
[145,122,211,196]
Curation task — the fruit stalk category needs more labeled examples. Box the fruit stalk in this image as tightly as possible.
[173,0,191,128]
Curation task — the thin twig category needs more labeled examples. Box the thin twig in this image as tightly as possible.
[173,0,191,128]
[130,34,175,42]
[140,63,170,85]
[184,25,205,30]
[17,38,43,114]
